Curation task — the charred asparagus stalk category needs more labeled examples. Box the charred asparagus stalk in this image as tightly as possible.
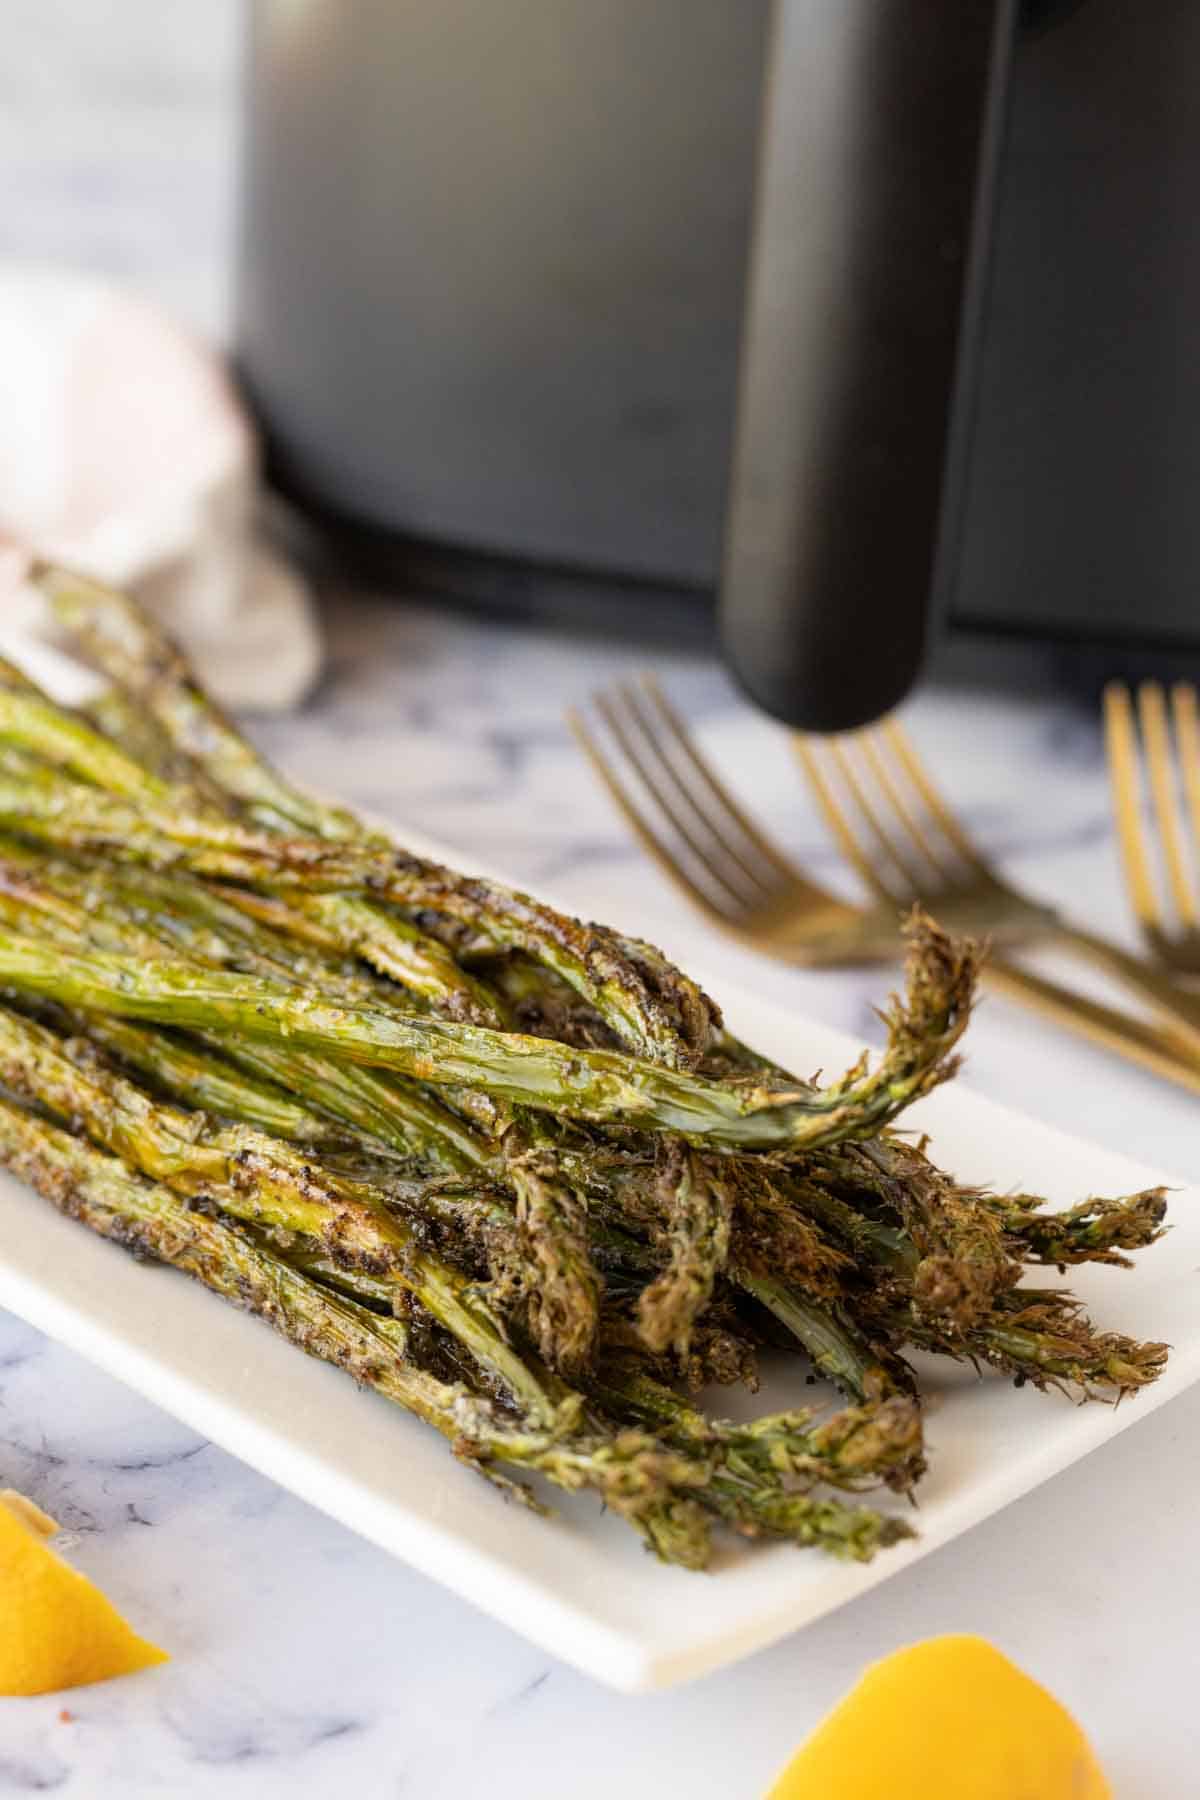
[591,1365,925,1497]
[897,1289,1169,1398]
[0,640,503,1025]
[984,1187,1169,1268]
[37,567,724,1065]
[0,681,171,801]
[79,1015,369,1150]
[0,1005,558,1420]
[0,917,975,1149]
[303,1252,915,1555]
[0,844,496,1167]
[625,1145,734,1358]
[0,757,718,1065]
[0,966,865,1397]
[0,574,1171,1576]
[0,855,1161,1402]
[0,849,616,1366]
[0,1092,719,1564]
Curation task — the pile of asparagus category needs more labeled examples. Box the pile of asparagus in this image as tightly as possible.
[0,567,1169,1569]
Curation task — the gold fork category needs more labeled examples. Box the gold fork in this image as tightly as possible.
[568,677,1200,1096]
[1104,680,1200,976]
[794,712,1200,1060]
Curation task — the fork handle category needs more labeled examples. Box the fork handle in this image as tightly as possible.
[985,956,1200,1097]
[1045,924,1200,1055]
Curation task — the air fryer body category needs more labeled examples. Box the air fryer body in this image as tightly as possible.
[238,0,770,589]
[951,0,1200,657]
[239,0,1200,724]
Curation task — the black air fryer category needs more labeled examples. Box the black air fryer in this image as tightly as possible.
[238,0,1200,730]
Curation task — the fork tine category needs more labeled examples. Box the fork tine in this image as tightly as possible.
[881,717,993,878]
[1137,682,1196,927]
[793,735,897,904]
[604,687,784,914]
[852,728,960,887]
[827,736,928,896]
[636,675,799,889]
[597,687,766,914]
[1102,681,1163,934]
[566,707,743,927]
[1171,683,1200,862]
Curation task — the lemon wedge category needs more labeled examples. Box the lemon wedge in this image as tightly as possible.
[766,1634,1111,1800]
[0,1488,168,1696]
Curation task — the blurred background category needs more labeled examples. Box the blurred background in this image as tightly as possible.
[1,2,236,336]
[8,1,1199,732]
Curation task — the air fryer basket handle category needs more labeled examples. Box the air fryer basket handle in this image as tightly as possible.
[719,0,1019,732]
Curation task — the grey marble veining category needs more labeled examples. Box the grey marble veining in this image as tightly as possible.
[1,592,1198,1800]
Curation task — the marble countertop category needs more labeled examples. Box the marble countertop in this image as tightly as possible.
[2,592,1198,1798]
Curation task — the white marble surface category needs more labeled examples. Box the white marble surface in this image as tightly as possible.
[1,594,1198,1799]
[0,1,238,341]
[2,12,1198,1794]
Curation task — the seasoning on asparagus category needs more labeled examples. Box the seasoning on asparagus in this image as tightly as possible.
[0,915,976,1149]
[39,562,723,1066]
[0,572,1170,1577]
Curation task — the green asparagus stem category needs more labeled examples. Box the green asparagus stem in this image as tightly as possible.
[986,1187,1170,1267]
[307,1252,912,1554]
[0,1093,713,1564]
[591,1372,916,1552]
[0,774,496,1029]
[854,1139,1021,1327]
[37,567,722,1066]
[501,1146,600,1377]
[38,562,369,839]
[0,630,503,1024]
[214,887,506,1041]
[0,1005,557,1421]
[614,1145,734,1358]
[0,917,977,1148]
[302,894,506,1022]
[11,984,604,1388]
[740,1275,912,1403]
[594,1365,924,1496]
[893,1285,1169,1398]
[0,682,170,802]
[82,683,224,798]
[44,851,462,1019]
[214,884,506,1030]
[0,1004,394,1254]
[82,1014,346,1146]
[219,1036,490,1170]
[0,759,720,1066]
[206,884,352,953]
[0,572,1172,1582]
[0,845,495,1171]
[0,848,610,1365]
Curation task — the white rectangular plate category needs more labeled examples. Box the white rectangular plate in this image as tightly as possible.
[0,824,1196,1692]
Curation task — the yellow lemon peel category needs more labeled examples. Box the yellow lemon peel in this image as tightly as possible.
[0,1488,168,1697]
[766,1633,1111,1800]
